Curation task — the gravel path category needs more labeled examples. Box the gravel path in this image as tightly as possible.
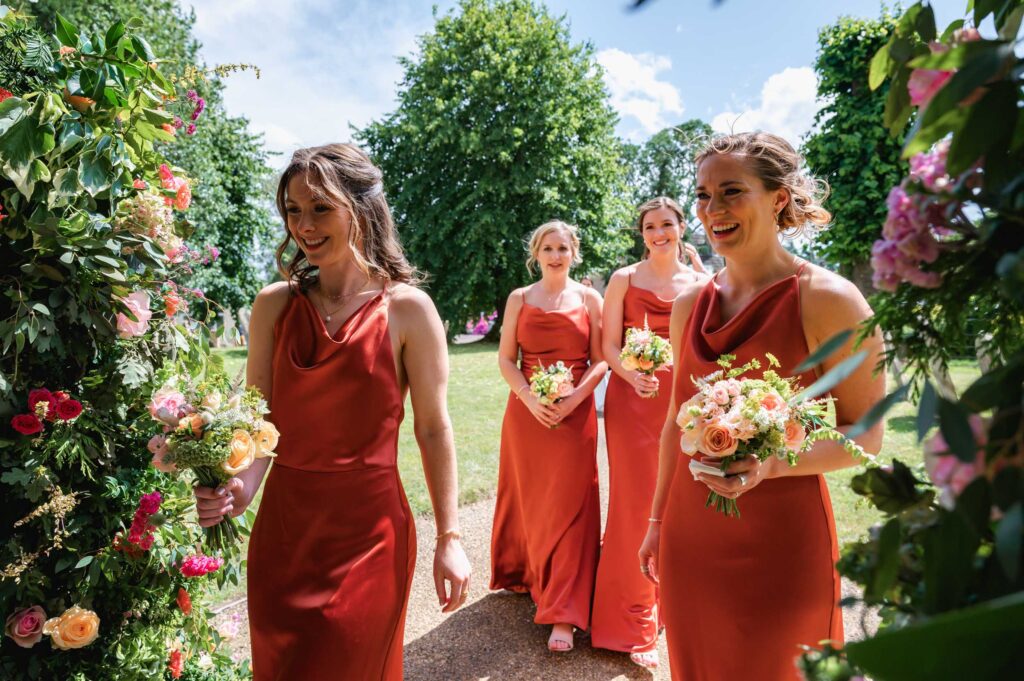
[215,417,878,679]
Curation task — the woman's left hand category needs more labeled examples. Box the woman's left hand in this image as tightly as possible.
[696,455,771,499]
[434,535,472,613]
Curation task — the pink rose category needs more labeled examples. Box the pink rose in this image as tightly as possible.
[710,382,730,406]
[172,178,191,211]
[725,380,741,397]
[149,387,188,426]
[924,415,988,509]
[760,391,786,413]
[5,606,46,648]
[700,421,738,458]
[116,291,152,338]
[556,380,574,398]
[784,420,806,450]
[148,435,176,472]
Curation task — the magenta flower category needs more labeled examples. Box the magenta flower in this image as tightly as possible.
[180,554,224,578]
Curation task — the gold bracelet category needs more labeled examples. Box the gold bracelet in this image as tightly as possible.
[436,529,462,542]
[648,518,663,524]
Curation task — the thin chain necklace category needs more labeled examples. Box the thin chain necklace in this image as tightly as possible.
[314,282,369,323]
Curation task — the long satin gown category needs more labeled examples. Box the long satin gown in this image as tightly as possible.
[490,302,601,631]
[248,288,415,681]
[660,269,843,681]
[591,281,673,653]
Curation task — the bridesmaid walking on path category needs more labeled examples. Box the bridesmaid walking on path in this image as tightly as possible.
[590,197,706,670]
[194,144,470,681]
[491,221,607,653]
[638,132,886,681]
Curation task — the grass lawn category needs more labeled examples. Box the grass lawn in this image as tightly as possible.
[211,346,979,549]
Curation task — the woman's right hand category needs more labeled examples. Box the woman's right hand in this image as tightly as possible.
[638,522,661,585]
[194,478,248,528]
[631,371,660,399]
[523,393,560,429]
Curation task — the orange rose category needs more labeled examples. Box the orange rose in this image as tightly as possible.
[175,413,204,438]
[784,420,806,450]
[223,429,256,475]
[42,606,99,650]
[700,422,738,458]
[637,358,655,372]
[254,421,279,457]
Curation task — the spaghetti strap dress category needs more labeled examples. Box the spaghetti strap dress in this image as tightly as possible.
[489,302,601,630]
[247,287,415,681]
[659,268,843,680]
[591,279,674,653]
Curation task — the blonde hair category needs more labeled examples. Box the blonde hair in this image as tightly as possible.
[636,196,687,259]
[275,143,421,290]
[525,220,582,274]
[695,132,831,237]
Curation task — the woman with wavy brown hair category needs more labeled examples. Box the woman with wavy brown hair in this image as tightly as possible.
[193,143,471,681]
[637,132,885,680]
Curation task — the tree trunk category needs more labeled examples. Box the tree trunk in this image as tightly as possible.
[848,259,876,300]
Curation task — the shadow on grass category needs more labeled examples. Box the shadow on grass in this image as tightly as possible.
[887,415,916,434]
[403,592,652,681]
[449,340,501,356]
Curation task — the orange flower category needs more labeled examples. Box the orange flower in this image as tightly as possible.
[223,429,256,475]
[254,421,280,457]
[175,413,204,438]
[176,588,192,616]
[699,422,738,458]
[41,606,99,650]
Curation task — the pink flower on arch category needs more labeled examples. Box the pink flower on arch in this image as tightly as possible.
[116,291,152,338]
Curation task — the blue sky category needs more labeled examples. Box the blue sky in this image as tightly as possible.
[188,0,968,160]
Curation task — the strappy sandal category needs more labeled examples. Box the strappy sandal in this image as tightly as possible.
[630,649,659,669]
[547,625,574,652]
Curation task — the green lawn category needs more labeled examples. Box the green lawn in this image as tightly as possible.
[211,347,979,546]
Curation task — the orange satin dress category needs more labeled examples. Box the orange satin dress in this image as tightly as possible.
[247,288,415,681]
[490,302,601,630]
[660,270,842,681]
[591,282,673,653]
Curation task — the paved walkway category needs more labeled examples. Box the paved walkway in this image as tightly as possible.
[216,418,878,679]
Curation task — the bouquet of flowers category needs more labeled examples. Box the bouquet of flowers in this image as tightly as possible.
[677,353,864,517]
[529,361,575,406]
[619,315,672,396]
[147,373,278,549]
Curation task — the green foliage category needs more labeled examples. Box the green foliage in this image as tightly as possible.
[802,12,907,282]
[31,0,277,312]
[0,13,247,679]
[804,2,1024,678]
[358,0,631,330]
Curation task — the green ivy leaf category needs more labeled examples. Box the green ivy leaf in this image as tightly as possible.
[48,168,81,209]
[79,151,113,196]
[0,116,56,170]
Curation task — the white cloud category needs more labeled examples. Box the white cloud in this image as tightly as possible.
[597,48,684,139]
[711,67,821,147]
[188,0,429,158]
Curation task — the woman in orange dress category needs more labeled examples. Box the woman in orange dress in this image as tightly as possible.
[638,132,886,681]
[591,197,706,669]
[194,144,471,681]
[491,220,607,653]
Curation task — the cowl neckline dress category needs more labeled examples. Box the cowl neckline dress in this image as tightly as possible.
[490,303,601,630]
[247,288,415,681]
[659,269,843,681]
[592,282,674,653]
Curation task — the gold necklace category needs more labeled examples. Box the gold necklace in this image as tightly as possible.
[315,286,366,322]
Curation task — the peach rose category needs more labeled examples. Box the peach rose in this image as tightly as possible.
[637,358,655,372]
[760,391,786,413]
[621,355,640,372]
[700,422,738,458]
[175,413,204,438]
[42,606,99,650]
[5,605,46,648]
[784,420,806,450]
[223,429,256,475]
[254,421,280,457]
[200,392,222,410]
[556,379,574,399]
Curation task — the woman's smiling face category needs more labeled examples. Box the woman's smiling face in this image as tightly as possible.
[285,172,355,268]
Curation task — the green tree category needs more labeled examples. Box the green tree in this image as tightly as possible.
[358,0,631,332]
[802,12,907,294]
[29,0,277,312]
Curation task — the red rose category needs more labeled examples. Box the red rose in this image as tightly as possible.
[168,649,184,679]
[0,87,12,102]
[11,414,42,435]
[176,588,192,616]
[55,399,83,421]
[27,388,56,419]
[53,391,70,402]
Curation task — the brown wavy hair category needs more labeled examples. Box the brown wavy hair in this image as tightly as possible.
[695,132,831,237]
[635,196,687,259]
[275,143,421,290]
